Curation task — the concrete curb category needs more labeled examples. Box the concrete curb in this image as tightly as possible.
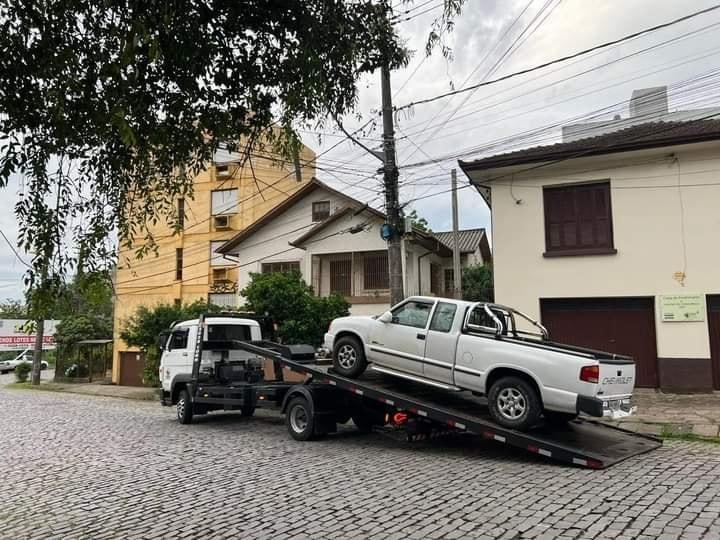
[606,419,720,439]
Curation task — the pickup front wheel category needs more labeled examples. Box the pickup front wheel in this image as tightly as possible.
[487,376,541,431]
[332,336,367,378]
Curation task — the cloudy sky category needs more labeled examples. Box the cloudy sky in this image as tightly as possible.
[2,0,719,299]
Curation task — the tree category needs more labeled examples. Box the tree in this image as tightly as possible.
[462,264,494,303]
[241,271,349,346]
[120,300,222,386]
[0,299,27,319]
[0,0,464,383]
[407,209,431,233]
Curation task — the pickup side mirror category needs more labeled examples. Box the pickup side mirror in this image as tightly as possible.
[378,311,393,324]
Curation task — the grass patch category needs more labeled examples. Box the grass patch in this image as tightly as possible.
[659,424,720,445]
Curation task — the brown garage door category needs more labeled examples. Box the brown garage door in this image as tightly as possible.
[540,297,658,388]
[119,351,146,387]
[708,295,720,390]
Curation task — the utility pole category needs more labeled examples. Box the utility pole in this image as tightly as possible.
[30,264,48,386]
[451,169,462,299]
[381,62,404,306]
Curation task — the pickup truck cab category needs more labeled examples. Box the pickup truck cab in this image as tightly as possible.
[159,317,263,407]
[325,296,635,431]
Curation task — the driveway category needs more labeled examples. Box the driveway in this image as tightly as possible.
[1,387,719,539]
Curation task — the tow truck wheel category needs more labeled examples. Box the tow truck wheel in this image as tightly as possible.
[176,389,194,425]
[487,376,541,431]
[286,396,317,441]
[332,336,367,378]
[241,406,255,417]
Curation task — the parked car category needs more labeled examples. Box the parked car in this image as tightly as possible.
[0,350,49,374]
[324,296,636,431]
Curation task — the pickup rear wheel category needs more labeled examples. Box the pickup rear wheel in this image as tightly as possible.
[488,376,541,431]
[332,336,367,378]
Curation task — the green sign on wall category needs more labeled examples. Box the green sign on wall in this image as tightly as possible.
[660,294,705,322]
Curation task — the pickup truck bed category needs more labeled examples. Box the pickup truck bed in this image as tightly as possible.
[277,355,661,469]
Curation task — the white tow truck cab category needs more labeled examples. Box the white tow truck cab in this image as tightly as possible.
[159,316,263,406]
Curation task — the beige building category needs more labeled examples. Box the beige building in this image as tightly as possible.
[112,144,316,385]
[460,118,720,392]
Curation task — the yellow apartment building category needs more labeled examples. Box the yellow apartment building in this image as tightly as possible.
[112,143,316,385]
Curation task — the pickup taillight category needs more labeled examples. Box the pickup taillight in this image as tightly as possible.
[580,365,599,384]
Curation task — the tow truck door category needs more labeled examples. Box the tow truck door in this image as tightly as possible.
[422,301,459,384]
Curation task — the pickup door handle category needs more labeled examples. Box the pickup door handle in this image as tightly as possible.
[417,333,426,341]
[182,352,188,357]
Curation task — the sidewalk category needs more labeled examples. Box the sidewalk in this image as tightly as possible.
[607,388,720,439]
[8,381,159,401]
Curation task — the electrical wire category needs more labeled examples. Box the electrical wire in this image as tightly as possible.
[395,4,720,112]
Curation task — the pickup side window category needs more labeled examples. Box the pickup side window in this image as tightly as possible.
[429,302,457,333]
[391,301,433,329]
[168,329,189,350]
[467,307,509,335]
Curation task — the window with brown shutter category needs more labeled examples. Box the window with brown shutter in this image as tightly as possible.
[543,181,616,257]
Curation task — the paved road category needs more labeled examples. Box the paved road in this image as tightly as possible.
[2,388,720,540]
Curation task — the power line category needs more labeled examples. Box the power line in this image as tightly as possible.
[0,229,32,270]
[396,4,720,112]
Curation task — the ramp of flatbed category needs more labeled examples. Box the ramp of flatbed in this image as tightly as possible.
[282,359,662,469]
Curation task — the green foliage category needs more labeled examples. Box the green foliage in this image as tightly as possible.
[407,209,431,232]
[461,264,494,303]
[0,299,27,318]
[120,300,222,386]
[0,1,464,322]
[14,362,31,383]
[241,271,349,346]
[54,271,114,359]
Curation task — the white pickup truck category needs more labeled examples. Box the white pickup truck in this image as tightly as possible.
[324,296,635,431]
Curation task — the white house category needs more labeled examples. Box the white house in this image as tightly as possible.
[459,118,720,392]
[216,178,491,315]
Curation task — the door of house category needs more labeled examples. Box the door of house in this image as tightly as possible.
[330,258,352,296]
[119,351,145,387]
[708,295,720,390]
[541,297,659,387]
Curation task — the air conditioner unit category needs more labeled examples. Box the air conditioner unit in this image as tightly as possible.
[212,268,228,282]
[214,215,230,229]
[216,164,231,178]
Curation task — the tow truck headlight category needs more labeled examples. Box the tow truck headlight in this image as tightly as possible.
[580,365,599,384]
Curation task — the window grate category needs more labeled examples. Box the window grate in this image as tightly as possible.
[330,258,352,296]
[363,252,389,290]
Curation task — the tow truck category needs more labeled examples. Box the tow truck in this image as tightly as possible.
[162,313,661,469]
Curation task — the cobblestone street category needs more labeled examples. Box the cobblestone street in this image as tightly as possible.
[2,387,720,540]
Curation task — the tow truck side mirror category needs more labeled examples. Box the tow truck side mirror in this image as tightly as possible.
[157,332,170,351]
[378,311,393,324]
